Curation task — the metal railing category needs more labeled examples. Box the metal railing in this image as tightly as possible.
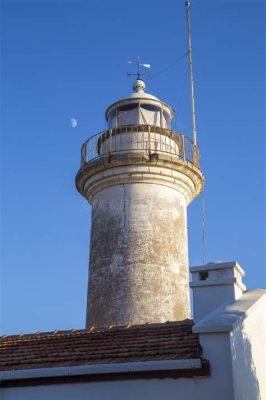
[80,125,200,168]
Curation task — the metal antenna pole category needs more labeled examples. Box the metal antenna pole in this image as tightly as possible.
[202,196,206,264]
[185,1,197,147]
[137,56,140,80]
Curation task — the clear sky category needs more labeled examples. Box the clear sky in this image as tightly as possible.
[1,0,265,335]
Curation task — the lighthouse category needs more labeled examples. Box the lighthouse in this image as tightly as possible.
[76,77,204,328]
[1,4,265,398]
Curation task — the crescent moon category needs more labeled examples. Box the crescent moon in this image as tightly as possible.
[70,118,78,128]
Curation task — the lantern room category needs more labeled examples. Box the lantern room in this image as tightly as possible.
[105,79,174,129]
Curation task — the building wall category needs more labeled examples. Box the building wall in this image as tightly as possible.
[1,334,234,400]
[0,374,232,400]
[87,183,190,327]
[4,298,266,399]
[199,332,235,400]
[230,294,266,400]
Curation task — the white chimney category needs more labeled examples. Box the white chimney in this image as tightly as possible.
[190,261,246,323]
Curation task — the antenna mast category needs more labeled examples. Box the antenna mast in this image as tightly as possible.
[185,1,197,147]
[202,196,206,264]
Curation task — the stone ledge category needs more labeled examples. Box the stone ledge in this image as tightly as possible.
[190,261,245,276]
[190,277,246,292]
[76,152,204,202]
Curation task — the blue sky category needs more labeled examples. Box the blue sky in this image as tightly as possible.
[1,0,265,335]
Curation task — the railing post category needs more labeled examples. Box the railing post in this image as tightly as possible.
[81,145,84,168]
[109,129,112,155]
[148,125,151,155]
[182,134,186,161]
[193,145,199,167]
[100,132,103,156]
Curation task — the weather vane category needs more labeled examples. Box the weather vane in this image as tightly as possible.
[127,56,151,80]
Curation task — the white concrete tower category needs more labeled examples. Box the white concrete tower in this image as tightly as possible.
[76,79,204,328]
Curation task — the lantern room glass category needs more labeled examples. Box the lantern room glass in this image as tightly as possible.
[107,103,171,129]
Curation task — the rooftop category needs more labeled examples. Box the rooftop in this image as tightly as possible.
[0,320,209,386]
[0,320,203,371]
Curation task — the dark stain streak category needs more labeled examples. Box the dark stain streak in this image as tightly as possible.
[123,184,126,229]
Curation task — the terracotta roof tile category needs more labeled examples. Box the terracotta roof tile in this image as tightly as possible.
[0,320,204,371]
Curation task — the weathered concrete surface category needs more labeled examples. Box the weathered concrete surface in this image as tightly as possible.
[87,183,190,328]
[76,152,204,204]
[76,150,204,328]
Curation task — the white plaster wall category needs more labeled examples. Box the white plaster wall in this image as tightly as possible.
[199,332,234,400]
[0,333,239,400]
[0,374,232,400]
[190,262,245,323]
[192,285,240,323]
[230,295,266,400]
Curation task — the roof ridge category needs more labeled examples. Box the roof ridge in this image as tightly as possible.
[0,320,194,341]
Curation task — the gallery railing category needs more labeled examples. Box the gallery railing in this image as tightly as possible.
[80,124,200,168]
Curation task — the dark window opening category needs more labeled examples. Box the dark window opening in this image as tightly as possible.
[199,271,209,281]
[141,104,161,112]
[118,103,138,112]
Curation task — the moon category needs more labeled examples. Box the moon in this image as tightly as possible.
[70,118,78,128]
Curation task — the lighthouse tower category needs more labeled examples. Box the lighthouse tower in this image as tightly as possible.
[76,78,204,329]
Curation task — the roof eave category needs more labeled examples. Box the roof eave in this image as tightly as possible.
[0,358,210,388]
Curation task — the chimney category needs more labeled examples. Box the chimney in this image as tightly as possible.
[190,261,246,323]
